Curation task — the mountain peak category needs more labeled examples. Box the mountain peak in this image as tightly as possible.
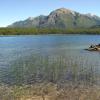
[50,8,76,15]
[27,17,34,20]
[56,8,72,12]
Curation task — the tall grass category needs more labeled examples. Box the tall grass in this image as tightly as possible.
[0,54,99,86]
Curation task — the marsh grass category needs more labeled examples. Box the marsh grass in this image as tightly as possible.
[0,54,99,86]
[0,54,100,99]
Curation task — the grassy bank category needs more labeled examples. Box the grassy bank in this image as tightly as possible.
[0,28,100,35]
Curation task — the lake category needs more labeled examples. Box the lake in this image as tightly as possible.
[0,34,100,85]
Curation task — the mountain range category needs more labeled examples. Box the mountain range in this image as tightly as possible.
[8,8,100,29]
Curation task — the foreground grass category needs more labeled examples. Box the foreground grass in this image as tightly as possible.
[0,82,100,100]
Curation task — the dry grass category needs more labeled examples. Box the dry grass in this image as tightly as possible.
[20,87,100,100]
[0,83,100,100]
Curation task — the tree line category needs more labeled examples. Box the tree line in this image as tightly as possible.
[0,27,100,35]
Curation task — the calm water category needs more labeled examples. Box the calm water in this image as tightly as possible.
[0,34,100,85]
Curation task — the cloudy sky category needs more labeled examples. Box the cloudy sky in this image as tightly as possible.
[0,0,100,27]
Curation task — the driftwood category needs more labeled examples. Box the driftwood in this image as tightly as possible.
[85,44,100,51]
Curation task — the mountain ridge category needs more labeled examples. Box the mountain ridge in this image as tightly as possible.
[8,8,100,29]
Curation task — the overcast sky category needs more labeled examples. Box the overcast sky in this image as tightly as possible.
[0,0,100,27]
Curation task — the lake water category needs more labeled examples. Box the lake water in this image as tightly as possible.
[0,34,100,85]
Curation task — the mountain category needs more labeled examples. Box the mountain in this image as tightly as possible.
[8,8,100,29]
[91,25,100,28]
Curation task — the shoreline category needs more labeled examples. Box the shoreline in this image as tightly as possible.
[0,34,100,37]
[0,82,100,100]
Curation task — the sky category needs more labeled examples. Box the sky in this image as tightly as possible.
[0,0,100,27]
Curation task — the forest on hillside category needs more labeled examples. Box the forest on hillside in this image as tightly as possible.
[0,28,100,35]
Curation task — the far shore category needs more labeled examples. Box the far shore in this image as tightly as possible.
[0,28,100,35]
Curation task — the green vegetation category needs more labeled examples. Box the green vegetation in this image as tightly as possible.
[0,28,100,35]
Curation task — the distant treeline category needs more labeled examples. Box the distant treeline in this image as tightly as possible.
[0,27,100,35]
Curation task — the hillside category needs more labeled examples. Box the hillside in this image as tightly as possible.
[8,8,100,29]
